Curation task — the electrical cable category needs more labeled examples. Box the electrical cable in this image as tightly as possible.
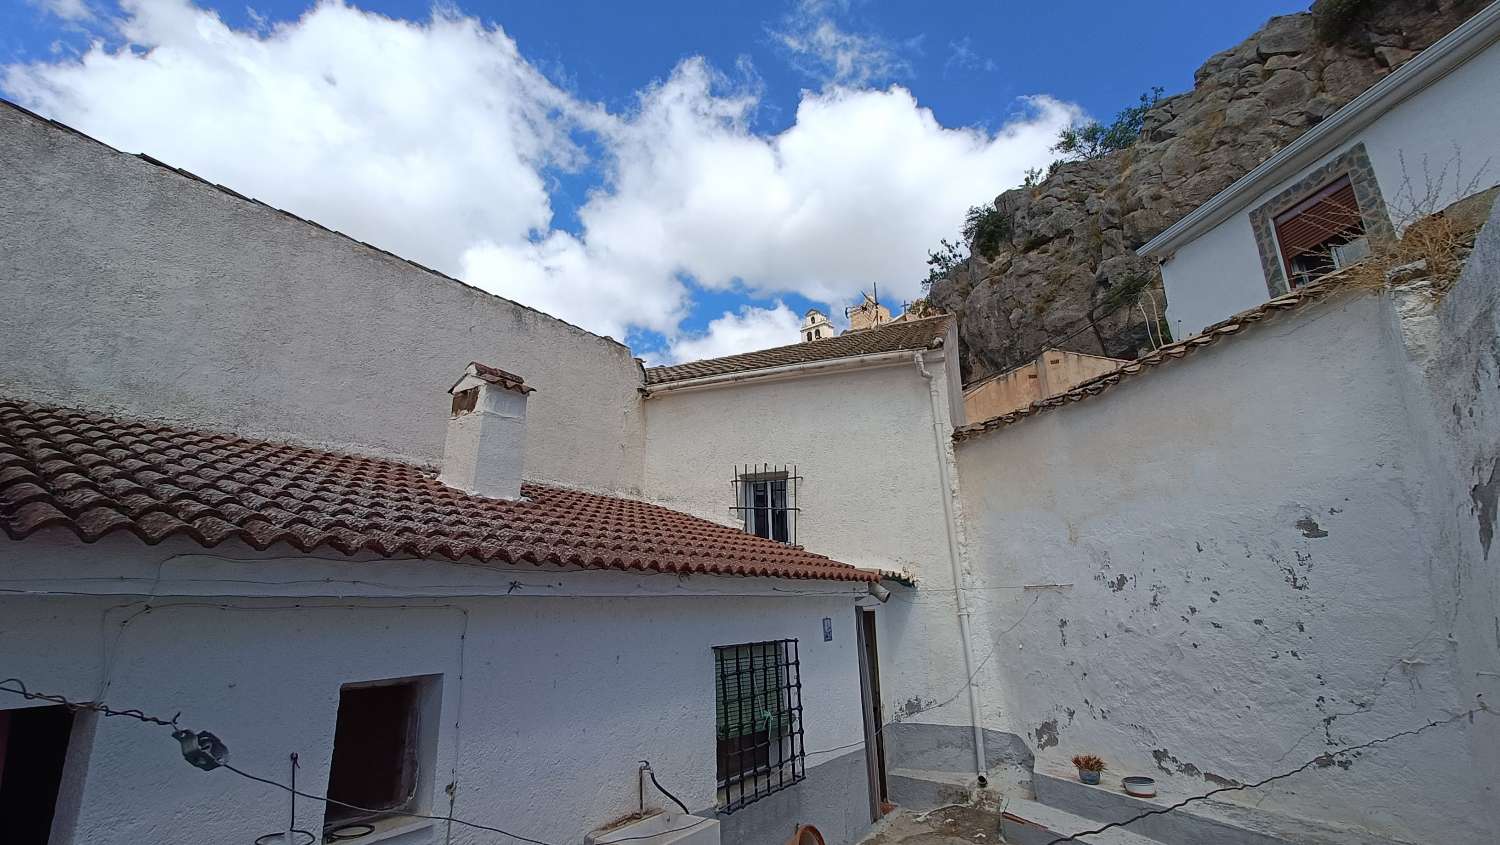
[220,764,557,845]
[0,679,557,845]
[252,753,316,845]
[638,762,691,814]
[1040,702,1490,845]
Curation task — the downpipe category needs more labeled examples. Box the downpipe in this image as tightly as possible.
[913,352,988,785]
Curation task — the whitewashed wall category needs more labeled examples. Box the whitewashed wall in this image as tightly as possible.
[1161,36,1500,339]
[642,350,980,744]
[0,105,646,495]
[954,288,1493,842]
[0,533,874,845]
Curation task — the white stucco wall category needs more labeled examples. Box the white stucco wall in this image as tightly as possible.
[954,292,1492,842]
[0,533,876,845]
[1161,36,1500,340]
[642,351,979,741]
[0,105,646,494]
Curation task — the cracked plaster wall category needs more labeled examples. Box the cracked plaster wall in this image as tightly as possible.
[954,272,1496,841]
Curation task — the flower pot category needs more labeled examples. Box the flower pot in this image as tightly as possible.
[1077,769,1101,785]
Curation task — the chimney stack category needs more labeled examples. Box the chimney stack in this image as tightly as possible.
[439,362,534,500]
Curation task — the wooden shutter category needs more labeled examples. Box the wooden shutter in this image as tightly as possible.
[1274,176,1362,264]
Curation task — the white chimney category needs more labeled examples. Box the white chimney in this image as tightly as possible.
[439,362,534,500]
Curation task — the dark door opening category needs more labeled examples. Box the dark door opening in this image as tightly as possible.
[1,705,76,845]
[856,607,889,819]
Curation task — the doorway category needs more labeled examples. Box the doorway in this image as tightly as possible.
[1,705,77,845]
[855,607,888,819]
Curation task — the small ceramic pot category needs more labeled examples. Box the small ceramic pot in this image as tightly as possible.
[1122,776,1157,797]
[1078,769,1101,785]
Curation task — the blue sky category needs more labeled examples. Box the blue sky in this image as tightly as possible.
[1,0,1305,361]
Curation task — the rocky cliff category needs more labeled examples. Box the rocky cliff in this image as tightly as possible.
[928,0,1482,382]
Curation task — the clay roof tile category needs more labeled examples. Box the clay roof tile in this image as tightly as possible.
[0,399,880,583]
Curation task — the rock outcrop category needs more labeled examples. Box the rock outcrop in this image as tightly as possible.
[928,0,1483,382]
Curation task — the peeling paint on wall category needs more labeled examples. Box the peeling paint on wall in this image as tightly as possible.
[1470,459,1499,558]
[1295,516,1329,539]
[1033,719,1059,750]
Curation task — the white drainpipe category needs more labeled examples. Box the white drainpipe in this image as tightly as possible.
[913,352,987,783]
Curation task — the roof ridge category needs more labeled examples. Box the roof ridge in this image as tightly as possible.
[646,313,951,373]
[0,97,630,353]
[646,314,952,386]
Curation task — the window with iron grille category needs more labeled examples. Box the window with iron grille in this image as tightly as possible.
[730,465,801,546]
[714,639,804,812]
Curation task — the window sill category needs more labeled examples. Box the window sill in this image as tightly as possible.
[325,817,436,845]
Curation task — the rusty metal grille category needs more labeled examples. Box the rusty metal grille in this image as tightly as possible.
[714,639,804,812]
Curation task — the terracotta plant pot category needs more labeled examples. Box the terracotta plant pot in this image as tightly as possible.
[1078,768,1101,785]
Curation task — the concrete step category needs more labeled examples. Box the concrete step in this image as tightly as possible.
[887,767,975,811]
[998,797,1167,845]
[1032,770,1414,845]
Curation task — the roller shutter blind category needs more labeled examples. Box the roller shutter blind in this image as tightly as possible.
[1274,176,1362,265]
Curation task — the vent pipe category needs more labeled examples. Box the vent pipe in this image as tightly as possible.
[438,362,533,500]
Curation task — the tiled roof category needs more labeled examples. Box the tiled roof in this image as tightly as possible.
[645,315,951,386]
[0,399,879,582]
[455,361,533,394]
[953,283,1340,440]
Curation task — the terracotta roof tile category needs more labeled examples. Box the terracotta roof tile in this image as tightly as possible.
[1,399,879,582]
[645,315,951,386]
[953,282,1342,440]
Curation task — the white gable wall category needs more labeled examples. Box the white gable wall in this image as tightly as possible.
[1159,34,1500,340]
[0,105,647,495]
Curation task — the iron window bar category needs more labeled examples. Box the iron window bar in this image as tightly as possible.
[729,464,802,547]
[714,639,804,813]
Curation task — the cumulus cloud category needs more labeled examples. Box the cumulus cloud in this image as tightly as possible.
[666,302,803,364]
[3,0,1080,360]
[6,0,577,272]
[769,0,910,87]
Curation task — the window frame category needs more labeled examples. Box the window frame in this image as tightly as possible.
[1272,174,1367,290]
[322,675,442,837]
[731,465,801,546]
[713,639,805,813]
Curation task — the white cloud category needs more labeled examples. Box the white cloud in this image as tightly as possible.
[35,0,94,22]
[666,302,803,364]
[769,0,909,87]
[3,0,1080,359]
[5,0,577,273]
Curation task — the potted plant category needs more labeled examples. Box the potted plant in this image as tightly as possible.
[1072,754,1105,785]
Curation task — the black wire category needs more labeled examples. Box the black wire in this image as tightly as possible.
[220,764,558,845]
[0,678,181,727]
[1041,703,1490,845]
[639,762,691,814]
[0,678,560,845]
